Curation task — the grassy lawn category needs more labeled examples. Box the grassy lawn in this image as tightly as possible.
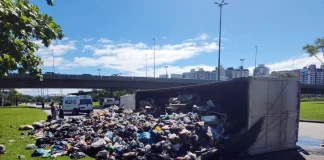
[300,101,324,121]
[0,106,92,159]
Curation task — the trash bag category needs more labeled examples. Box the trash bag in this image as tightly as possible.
[31,148,48,157]
[70,152,86,159]
[25,144,36,150]
[0,144,6,154]
[138,132,151,143]
[19,125,34,130]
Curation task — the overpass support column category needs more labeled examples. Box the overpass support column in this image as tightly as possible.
[109,88,114,98]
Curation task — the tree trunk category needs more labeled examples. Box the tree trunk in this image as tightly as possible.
[314,54,324,65]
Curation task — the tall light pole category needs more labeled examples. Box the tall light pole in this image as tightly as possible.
[240,59,245,77]
[214,0,228,81]
[165,65,168,78]
[153,38,156,78]
[255,46,258,69]
[145,54,148,78]
[52,49,55,73]
[293,59,295,70]
[97,69,101,76]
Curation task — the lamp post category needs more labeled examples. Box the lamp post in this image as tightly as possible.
[145,54,148,78]
[52,49,55,73]
[214,0,228,81]
[97,69,101,76]
[255,45,258,70]
[153,38,156,78]
[165,65,169,78]
[240,59,245,77]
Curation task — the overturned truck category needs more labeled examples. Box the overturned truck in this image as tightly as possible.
[134,77,300,157]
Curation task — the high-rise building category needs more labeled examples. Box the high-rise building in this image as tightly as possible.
[300,65,324,85]
[182,67,227,81]
[253,64,270,76]
[232,66,249,78]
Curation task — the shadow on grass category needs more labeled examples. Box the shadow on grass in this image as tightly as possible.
[314,102,324,104]
[0,106,38,109]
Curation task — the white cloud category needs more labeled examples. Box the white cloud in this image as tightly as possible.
[35,40,77,56]
[41,56,65,67]
[186,33,209,41]
[162,36,167,39]
[17,89,91,96]
[61,37,218,75]
[97,38,113,44]
[62,37,69,41]
[247,52,324,73]
[84,38,95,42]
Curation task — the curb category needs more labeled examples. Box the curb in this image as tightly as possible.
[299,120,324,124]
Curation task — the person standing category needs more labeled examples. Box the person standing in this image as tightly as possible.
[49,101,57,120]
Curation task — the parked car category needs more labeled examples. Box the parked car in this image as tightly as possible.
[36,102,42,105]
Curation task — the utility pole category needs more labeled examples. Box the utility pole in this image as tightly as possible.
[165,65,169,78]
[145,54,148,78]
[52,49,55,73]
[214,0,228,81]
[240,59,245,77]
[254,46,258,69]
[97,69,101,76]
[153,38,156,78]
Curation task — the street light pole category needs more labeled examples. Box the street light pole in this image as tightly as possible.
[165,65,168,78]
[153,38,156,79]
[145,54,148,78]
[214,0,228,81]
[52,49,55,73]
[240,59,245,77]
[255,46,258,69]
[97,69,101,76]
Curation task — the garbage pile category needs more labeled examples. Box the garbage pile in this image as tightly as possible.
[20,105,230,159]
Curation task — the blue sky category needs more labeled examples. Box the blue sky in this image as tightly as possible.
[20,0,324,95]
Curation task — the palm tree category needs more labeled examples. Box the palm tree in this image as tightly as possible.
[302,44,324,65]
[315,37,324,58]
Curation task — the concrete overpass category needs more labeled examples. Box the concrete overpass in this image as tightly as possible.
[0,74,323,94]
[0,74,215,90]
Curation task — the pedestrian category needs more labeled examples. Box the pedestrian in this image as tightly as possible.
[49,101,57,120]
[58,106,64,119]
[41,102,44,109]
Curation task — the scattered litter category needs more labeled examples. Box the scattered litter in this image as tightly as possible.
[25,144,36,150]
[19,105,227,159]
[16,154,25,159]
[8,140,15,143]
[0,144,6,154]
[19,125,34,130]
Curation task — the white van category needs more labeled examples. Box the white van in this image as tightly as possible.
[61,95,93,114]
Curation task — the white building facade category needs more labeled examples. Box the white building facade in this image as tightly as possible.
[253,64,270,76]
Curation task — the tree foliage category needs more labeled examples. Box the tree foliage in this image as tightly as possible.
[302,44,324,65]
[315,37,324,58]
[277,73,295,78]
[0,0,63,77]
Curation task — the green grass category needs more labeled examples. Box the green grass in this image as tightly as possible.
[300,101,324,121]
[92,101,101,107]
[0,106,93,159]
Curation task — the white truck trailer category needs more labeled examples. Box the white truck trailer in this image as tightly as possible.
[134,77,300,155]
